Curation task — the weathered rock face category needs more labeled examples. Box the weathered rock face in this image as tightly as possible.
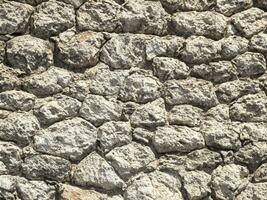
[0,0,267,199]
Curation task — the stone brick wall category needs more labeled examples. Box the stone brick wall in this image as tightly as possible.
[0,0,267,199]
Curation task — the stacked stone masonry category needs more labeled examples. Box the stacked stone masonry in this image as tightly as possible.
[0,0,267,199]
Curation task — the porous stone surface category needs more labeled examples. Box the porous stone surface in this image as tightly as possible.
[0,0,267,199]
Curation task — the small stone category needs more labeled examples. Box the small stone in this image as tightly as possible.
[211,164,249,200]
[0,41,5,63]
[98,121,132,153]
[0,64,21,92]
[201,121,241,150]
[79,94,122,127]
[231,7,267,38]
[23,67,72,97]
[106,142,155,179]
[31,0,75,38]
[181,36,221,64]
[0,112,40,145]
[72,152,125,190]
[60,0,87,8]
[192,61,237,84]
[236,182,267,200]
[130,98,166,128]
[216,79,261,103]
[152,57,190,81]
[22,154,71,181]
[168,105,203,127]
[65,79,90,101]
[230,93,267,122]
[254,163,267,182]
[56,31,105,68]
[132,128,154,144]
[216,0,253,16]
[162,78,218,109]
[205,104,230,122]
[232,52,266,77]
[250,32,267,55]
[34,117,97,161]
[172,11,227,40]
[0,175,18,199]
[6,35,53,74]
[34,95,81,125]
[0,90,36,111]
[119,71,161,103]
[124,171,183,200]
[153,126,205,153]
[0,1,34,35]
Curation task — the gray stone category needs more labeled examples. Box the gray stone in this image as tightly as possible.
[0,1,34,35]
[232,52,266,77]
[79,94,122,127]
[250,32,267,55]
[232,7,267,38]
[168,105,203,127]
[192,61,237,84]
[31,0,75,38]
[34,95,81,125]
[254,163,267,182]
[211,164,249,200]
[65,79,90,101]
[0,175,18,199]
[23,67,72,97]
[0,64,21,92]
[216,0,253,16]
[230,93,267,122]
[152,57,190,81]
[255,0,267,10]
[6,35,53,74]
[119,71,161,103]
[34,117,97,161]
[181,36,221,64]
[0,41,4,63]
[172,11,227,40]
[0,90,36,111]
[153,126,205,153]
[130,98,166,128]
[60,0,86,8]
[98,121,132,153]
[124,171,183,200]
[106,142,155,179]
[132,128,154,144]
[162,78,218,109]
[205,104,230,122]
[72,152,125,190]
[236,182,267,200]
[22,154,71,181]
[56,31,105,68]
[216,79,261,103]
[0,112,40,145]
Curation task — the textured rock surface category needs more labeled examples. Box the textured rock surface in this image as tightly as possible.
[0,0,266,199]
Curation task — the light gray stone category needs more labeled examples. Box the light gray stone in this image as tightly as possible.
[250,32,267,55]
[65,79,90,101]
[132,128,154,144]
[236,182,267,200]
[0,175,18,200]
[0,41,4,63]
[216,0,253,16]
[60,0,86,8]
[6,35,53,74]
[72,152,125,190]
[0,64,21,92]
[205,104,230,122]
[254,163,267,182]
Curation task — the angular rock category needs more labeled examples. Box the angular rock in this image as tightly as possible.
[56,31,105,68]
[72,152,125,190]
[232,52,266,77]
[152,57,190,81]
[60,0,87,8]
[34,117,97,161]
[130,98,166,128]
[0,90,36,111]
[168,105,203,127]
[6,35,53,74]
[216,0,253,16]
[106,142,155,179]
[153,126,205,153]
[23,67,72,97]
[236,182,267,200]
[22,154,71,181]
[80,94,122,126]
[162,78,218,109]
[211,164,249,200]
[124,171,183,200]
[119,71,161,103]
[120,0,169,35]
[0,175,18,199]
[0,1,34,35]
[216,79,261,103]
[181,36,221,64]
[0,112,40,145]
[231,7,267,38]
[192,61,237,84]
[250,32,267,55]
[0,64,21,92]
[172,11,227,40]
[65,79,90,101]
[201,121,241,150]
[254,163,267,182]
[230,93,267,122]
[31,0,75,38]
[132,128,154,144]
[205,104,230,122]
[98,121,132,153]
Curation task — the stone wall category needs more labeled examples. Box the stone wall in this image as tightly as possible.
[0,0,267,199]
